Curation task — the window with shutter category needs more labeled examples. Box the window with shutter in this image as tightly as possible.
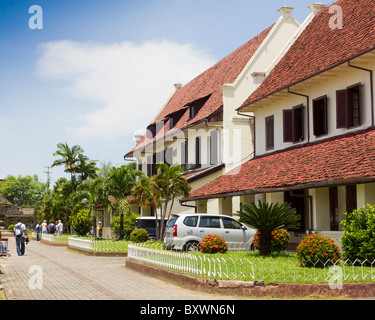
[265,115,274,150]
[283,109,293,142]
[336,83,362,129]
[283,106,304,143]
[347,83,362,128]
[293,105,304,142]
[313,96,328,136]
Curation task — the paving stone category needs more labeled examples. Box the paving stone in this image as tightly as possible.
[0,238,235,300]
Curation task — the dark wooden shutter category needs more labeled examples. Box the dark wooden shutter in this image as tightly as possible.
[164,147,173,165]
[293,105,304,143]
[147,155,153,177]
[265,116,274,150]
[151,153,157,175]
[313,96,328,136]
[346,184,357,214]
[181,141,188,168]
[195,137,201,168]
[336,89,348,128]
[210,130,219,165]
[283,109,293,142]
[329,187,339,231]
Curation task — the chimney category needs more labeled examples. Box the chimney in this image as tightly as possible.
[134,133,144,144]
[174,83,183,91]
[308,3,327,15]
[278,6,293,16]
[251,72,266,89]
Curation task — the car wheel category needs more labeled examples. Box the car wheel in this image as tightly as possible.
[185,241,200,253]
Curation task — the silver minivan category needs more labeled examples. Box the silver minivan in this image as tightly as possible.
[163,213,256,252]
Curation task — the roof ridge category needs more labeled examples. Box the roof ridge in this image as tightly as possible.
[239,0,375,110]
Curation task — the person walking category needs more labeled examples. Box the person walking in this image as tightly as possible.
[56,220,63,236]
[35,222,41,241]
[49,221,55,235]
[41,220,48,235]
[14,218,28,256]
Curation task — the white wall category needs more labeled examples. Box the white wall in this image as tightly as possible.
[254,59,375,156]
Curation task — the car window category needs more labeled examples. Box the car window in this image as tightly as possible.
[221,217,243,229]
[167,216,179,227]
[184,216,198,227]
[199,216,221,228]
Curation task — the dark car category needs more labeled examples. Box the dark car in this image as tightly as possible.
[135,217,168,239]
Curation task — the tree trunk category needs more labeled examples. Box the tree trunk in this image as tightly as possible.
[119,212,124,239]
[259,230,273,256]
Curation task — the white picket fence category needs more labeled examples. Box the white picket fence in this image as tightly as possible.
[68,237,93,252]
[128,243,375,284]
[128,243,255,281]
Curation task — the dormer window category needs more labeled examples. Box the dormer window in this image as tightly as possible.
[169,117,174,130]
[189,105,195,119]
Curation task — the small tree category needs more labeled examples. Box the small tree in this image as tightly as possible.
[111,213,138,239]
[341,204,375,262]
[238,201,300,256]
[70,208,92,236]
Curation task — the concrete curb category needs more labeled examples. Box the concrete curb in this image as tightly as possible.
[67,246,127,257]
[125,259,375,298]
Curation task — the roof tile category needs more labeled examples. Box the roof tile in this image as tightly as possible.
[186,129,375,200]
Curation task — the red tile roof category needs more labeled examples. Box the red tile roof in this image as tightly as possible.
[185,129,375,200]
[239,0,375,109]
[127,25,274,155]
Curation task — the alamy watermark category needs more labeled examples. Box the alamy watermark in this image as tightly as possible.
[29,265,43,289]
[329,5,343,30]
[28,5,43,30]
[328,265,343,290]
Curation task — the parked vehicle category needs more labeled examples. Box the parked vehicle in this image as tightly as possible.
[163,213,256,252]
[135,217,168,239]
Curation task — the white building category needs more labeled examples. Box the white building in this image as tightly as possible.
[184,0,375,247]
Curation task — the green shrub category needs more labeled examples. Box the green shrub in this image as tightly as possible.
[200,234,228,254]
[297,233,341,268]
[8,224,14,231]
[130,228,149,243]
[253,228,290,253]
[70,209,92,236]
[341,204,375,262]
[111,213,138,239]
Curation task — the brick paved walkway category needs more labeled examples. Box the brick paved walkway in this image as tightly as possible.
[0,237,236,300]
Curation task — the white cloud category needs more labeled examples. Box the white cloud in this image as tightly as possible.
[36,39,216,140]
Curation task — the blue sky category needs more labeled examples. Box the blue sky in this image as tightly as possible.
[0,0,324,185]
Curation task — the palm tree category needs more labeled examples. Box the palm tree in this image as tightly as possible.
[133,164,191,240]
[105,163,143,239]
[52,143,92,191]
[237,201,300,256]
[153,163,191,238]
[76,156,101,184]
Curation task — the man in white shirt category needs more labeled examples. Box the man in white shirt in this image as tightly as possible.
[56,220,63,236]
[41,220,48,234]
[14,218,28,256]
